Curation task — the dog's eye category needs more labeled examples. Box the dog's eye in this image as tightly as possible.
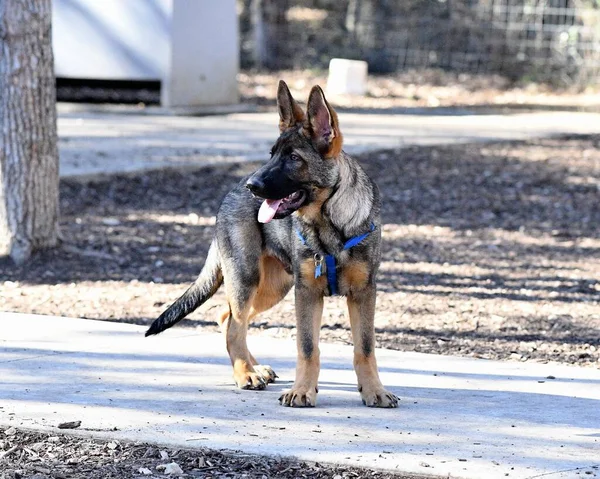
[269,149,273,157]
[290,153,301,162]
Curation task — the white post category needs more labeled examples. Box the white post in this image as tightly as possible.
[326,59,368,96]
[161,0,239,107]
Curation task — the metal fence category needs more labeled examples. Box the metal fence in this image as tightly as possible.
[238,0,600,86]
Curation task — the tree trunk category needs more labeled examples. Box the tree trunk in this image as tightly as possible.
[250,0,266,68]
[0,0,59,265]
[250,0,288,70]
[351,0,395,73]
[345,0,360,34]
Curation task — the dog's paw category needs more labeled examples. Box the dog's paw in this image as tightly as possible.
[279,386,318,407]
[234,371,268,390]
[360,387,399,408]
[254,364,278,384]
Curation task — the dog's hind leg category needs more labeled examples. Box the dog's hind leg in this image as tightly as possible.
[214,215,267,390]
[220,274,265,389]
[247,255,293,383]
[219,254,292,388]
[219,307,278,387]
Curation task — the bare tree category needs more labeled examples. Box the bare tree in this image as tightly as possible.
[249,0,289,69]
[346,0,396,72]
[0,0,59,265]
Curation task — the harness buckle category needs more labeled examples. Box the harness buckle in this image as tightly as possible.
[313,253,324,278]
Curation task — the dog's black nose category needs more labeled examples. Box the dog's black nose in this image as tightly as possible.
[246,177,265,195]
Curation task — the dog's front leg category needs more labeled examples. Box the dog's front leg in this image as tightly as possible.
[279,286,323,407]
[348,285,399,408]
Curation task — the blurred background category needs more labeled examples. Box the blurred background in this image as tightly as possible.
[53,0,600,107]
[238,0,600,84]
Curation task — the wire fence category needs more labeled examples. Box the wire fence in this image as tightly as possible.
[238,0,600,86]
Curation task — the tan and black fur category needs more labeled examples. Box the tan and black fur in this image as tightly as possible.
[146,81,398,408]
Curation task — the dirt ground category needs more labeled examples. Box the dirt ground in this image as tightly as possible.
[238,69,600,111]
[1,135,599,367]
[1,135,599,478]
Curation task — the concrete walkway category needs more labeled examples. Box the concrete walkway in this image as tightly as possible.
[57,104,600,178]
[1,313,599,479]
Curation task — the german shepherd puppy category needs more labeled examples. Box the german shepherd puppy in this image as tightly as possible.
[146,81,398,408]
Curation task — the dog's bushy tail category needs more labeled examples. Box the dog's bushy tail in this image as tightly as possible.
[145,240,223,337]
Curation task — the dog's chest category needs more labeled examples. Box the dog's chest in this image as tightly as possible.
[298,252,370,296]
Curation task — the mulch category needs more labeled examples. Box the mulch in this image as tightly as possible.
[1,135,598,366]
[0,427,419,479]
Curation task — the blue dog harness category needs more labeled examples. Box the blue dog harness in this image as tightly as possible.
[295,222,376,296]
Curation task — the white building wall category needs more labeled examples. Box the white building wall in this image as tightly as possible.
[52,0,238,106]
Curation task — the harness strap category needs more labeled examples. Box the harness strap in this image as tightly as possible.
[324,255,338,295]
[295,222,376,296]
[295,229,308,246]
[343,222,376,249]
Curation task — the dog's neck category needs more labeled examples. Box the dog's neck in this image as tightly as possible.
[296,152,376,256]
[326,152,375,234]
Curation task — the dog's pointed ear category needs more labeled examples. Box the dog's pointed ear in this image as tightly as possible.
[277,80,305,133]
[305,85,343,158]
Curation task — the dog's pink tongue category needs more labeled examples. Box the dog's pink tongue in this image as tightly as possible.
[258,198,283,223]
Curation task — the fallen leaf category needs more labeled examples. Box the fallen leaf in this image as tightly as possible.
[57,421,81,429]
[156,462,183,474]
